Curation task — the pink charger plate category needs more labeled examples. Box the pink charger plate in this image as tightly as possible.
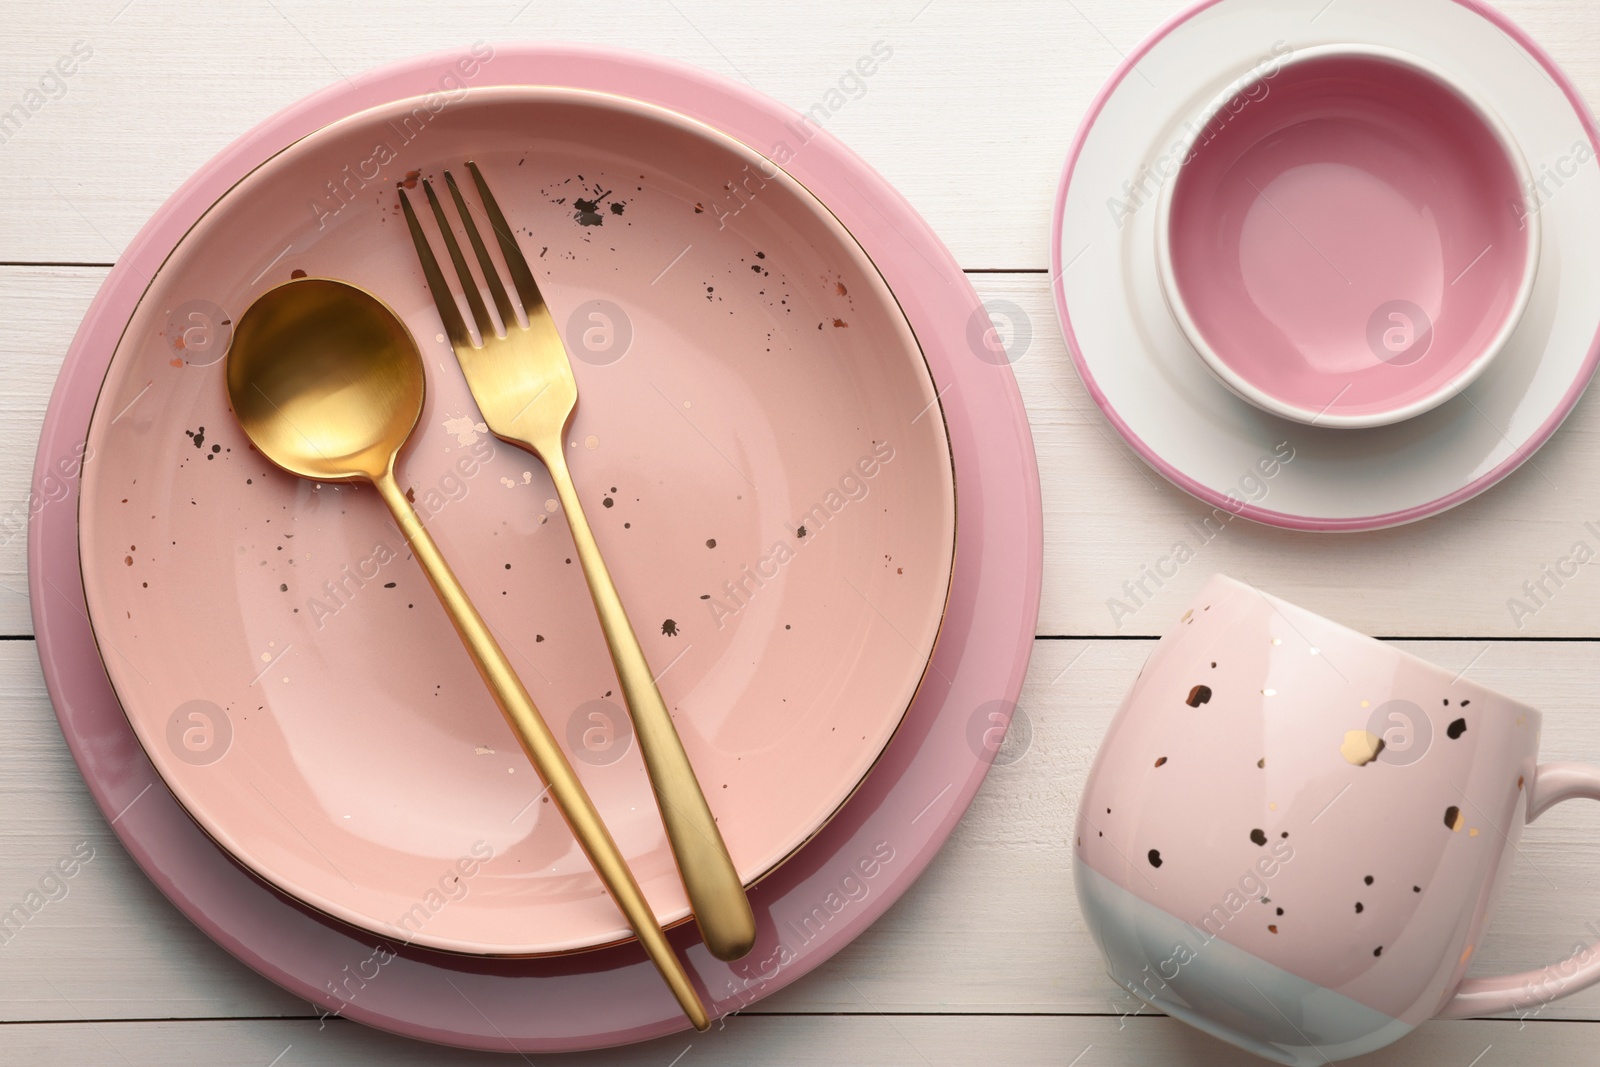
[29,43,1042,1051]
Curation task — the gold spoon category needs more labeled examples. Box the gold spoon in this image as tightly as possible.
[226,277,709,1031]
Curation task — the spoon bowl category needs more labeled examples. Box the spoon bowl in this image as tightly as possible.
[227,278,423,481]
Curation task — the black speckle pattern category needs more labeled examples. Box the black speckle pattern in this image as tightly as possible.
[1250,828,1267,847]
[1147,849,1162,869]
[1186,685,1212,708]
[1447,717,1467,740]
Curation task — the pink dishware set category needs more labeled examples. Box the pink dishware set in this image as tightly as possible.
[25,0,1600,1063]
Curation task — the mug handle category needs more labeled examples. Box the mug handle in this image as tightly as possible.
[1438,763,1600,1019]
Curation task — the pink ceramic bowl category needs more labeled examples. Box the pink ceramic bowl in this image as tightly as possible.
[1155,44,1540,428]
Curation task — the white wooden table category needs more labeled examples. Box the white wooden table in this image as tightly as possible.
[6,1,1600,1062]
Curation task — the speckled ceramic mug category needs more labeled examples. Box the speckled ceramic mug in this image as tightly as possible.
[1075,574,1600,1065]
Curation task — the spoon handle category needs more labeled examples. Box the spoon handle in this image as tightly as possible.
[544,447,757,962]
[372,470,710,1032]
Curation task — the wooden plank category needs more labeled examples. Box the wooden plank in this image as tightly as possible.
[1,1,1597,268]
[0,1014,1585,1066]
[7,640,1600,1024]
[9,269,1600,638]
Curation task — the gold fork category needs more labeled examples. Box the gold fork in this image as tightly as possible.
[401,162,756,962]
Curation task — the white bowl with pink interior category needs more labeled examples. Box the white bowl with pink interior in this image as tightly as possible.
[1155,43,1540,429]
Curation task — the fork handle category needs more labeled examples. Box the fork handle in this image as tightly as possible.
[544,449,758,962]
[371,469,710,1029]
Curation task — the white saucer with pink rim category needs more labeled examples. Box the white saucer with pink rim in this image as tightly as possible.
[1052,0,1600,532]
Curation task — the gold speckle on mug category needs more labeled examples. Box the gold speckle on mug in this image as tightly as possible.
[1272,638,1282,645]
[1460,944,1474,966]
[1469,828,1480,837]
[1340,730,1386,766]
[1445,805,1464,831]
[1360,699,1370,708]
[1181,609,1194,624]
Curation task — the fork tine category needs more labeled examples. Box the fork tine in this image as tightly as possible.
[466,161,548,317]
[400,187,474,352]
[421,178,496,342]
[445,170,519,332]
